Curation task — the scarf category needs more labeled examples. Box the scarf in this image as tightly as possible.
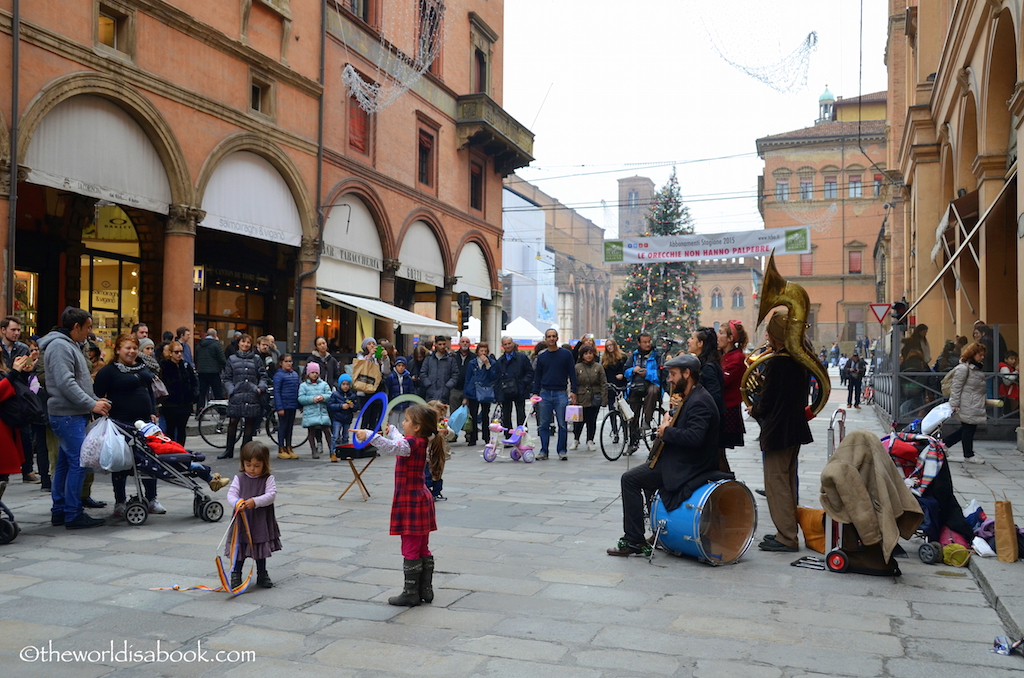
[114,360,146,374]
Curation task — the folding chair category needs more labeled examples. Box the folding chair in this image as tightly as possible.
[335,444,378,501]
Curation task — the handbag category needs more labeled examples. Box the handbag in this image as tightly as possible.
[475,384,495,403]
[151,376,169,401]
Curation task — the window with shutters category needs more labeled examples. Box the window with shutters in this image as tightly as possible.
[800,253,813,276]
[873,173,883,197]
[470,159,484,212]
[849,250,863,274]
[348,95,370,156]
[776,179,789,202]
[848,175,862,198]
[417,125,436,191]
[824,176,837,199]
[800,177,814,200]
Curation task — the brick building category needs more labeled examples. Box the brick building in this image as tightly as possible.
[756,88,889,351]
[694,257,762,345]
[0,1,531,356]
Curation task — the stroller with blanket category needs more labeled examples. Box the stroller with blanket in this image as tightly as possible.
[109,420,226,526]
[881,403,975,563]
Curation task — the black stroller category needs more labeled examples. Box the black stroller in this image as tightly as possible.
[109,420,224,526]
[0,480,18,544]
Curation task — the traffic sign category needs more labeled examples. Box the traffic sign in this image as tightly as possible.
[870,303,891,324]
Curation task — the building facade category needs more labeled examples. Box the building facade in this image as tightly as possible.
[756,89,889,352]
[0,1,531,356]
[694,257,763,345]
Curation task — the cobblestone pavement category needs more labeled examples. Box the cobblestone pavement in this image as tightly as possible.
[1,374,1023,677]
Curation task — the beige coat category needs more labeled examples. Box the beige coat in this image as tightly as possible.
[820,430,923,562]
[949,361,987,425]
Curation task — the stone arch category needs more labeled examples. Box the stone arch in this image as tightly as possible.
[940,143,956,204]
[17,72,192,206]
[323,177,395,260]
[397,208,452,277]
[454,230,498,290]
[982,8,1017,156]
[195,133,315,241]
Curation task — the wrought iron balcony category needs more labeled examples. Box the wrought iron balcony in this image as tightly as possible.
[456,93,534,176]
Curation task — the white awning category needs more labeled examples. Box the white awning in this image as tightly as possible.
[200,152,303,247]
[930,191,978,263]
[454,242,492,299]
[24,95,172,214]
[397,220,445,286]
[319,196,383,297]
[317,289,456,336]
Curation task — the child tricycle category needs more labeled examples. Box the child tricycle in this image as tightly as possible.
[482,421,536,463]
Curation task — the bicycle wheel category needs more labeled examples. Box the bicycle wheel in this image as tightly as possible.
[600,410,627,461]
[641,407,664,453]
[198,405,229,449]
[264,410,278,441]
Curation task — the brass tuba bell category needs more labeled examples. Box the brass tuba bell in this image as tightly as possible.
[740,251,831,416]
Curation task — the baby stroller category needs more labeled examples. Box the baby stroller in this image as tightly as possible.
[0,480,18,544]
[882,403,974,563]
[109,420,225,526]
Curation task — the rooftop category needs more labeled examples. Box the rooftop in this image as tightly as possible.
[756,119,887,153]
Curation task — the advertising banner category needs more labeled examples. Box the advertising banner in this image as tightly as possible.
[603,226,810,264]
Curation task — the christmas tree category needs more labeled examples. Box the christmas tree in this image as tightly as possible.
[610,171,701,346]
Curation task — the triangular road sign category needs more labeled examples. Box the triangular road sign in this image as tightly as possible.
[870,304,891,324]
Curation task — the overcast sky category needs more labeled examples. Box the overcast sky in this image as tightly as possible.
[501,0,890,238]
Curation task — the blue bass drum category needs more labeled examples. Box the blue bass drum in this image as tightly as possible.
[650,480,757,565]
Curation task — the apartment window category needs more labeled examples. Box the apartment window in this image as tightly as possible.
[348,0,371,22]
[845,307,866,343]
[873,173,884,197]
[417,128,435,188]
[848,175,862,198]
[849,250,863,274]
[628,190,639,209]
[776,179,789,202]
[96,2,134,58]
[824,176,837,199]
[711,289,723,309]
[348,95,370,155]
[799,178,814,200]
[732,289,745,308]
[249,74,274,118]
[418,0,443,75]
[470,13,497,96]
[470,160,484,211]
[474,49,488,93]
[799,253,813,276]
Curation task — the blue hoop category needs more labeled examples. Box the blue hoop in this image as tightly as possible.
[352,392,389,450]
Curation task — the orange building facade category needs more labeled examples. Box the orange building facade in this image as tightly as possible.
[0,0,531,355]
[756,91,889,352]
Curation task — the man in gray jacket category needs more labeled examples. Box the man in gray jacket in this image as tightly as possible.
[39,308,111,529]
[419,336,459,403]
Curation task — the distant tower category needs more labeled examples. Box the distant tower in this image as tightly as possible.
[816,85,835,125]
[617,176,656,238]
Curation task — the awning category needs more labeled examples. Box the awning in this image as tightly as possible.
[454,242,492,299]
[317,289,456,335]
[902,172,1015,320]
[930,190,978,263]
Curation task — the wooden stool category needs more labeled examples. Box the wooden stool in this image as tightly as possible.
[336,445,377,501]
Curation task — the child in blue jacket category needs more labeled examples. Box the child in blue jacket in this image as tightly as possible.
[386,357,416,426]
[328,374,357,454]
[272,354,300,460]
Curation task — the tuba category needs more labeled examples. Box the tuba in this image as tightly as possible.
[741,251,831,416]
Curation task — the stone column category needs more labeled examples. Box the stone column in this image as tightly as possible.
[973,153,1012,326]
[162,205,204,340]
[436,276,455,325]
[376,258,401,344]
[0,160,10,310]
[297,235,319,352]
[481,289,502,346]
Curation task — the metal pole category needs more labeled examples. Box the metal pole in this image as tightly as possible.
[7,0,20,314]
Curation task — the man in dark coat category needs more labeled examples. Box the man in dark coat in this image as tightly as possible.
[607,354,721,556]
[195,328,227,410]
[493,336,534,430]
[750,311,814,553]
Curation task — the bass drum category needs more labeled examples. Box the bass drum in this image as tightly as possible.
[650,480,757,565]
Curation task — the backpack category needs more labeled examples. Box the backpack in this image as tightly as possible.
[0,373,45,429]
[941,366,958,398]
[351,358,383,394]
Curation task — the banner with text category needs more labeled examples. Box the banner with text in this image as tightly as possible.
[603,226,811,264]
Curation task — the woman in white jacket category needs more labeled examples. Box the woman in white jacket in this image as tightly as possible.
[946,342,987,464]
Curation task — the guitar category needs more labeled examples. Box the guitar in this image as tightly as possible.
[647,389,688,469]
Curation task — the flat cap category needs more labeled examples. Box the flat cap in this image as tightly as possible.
[664,354,700,374]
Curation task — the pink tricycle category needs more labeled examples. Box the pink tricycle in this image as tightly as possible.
[482,421,536,463]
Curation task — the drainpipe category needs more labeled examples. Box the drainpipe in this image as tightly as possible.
[292,0,327,353]
[6,0,19,313]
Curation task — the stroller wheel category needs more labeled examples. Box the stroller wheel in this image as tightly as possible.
[919,542,942,564]
[124,501,149,526]
[0,518,16,544]
[201,500,224,523]
[825,549,849,573]
[521,449,535,463]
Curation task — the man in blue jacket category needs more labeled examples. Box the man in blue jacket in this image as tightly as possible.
[624,333,663,454]
[532,328,577,460]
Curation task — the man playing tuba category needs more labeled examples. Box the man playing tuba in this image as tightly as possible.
[750,311,814,553]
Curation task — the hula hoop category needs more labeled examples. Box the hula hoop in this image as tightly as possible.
[353,393,388,450]
[384,394,427,421]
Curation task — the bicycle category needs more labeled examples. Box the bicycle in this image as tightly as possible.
[599,384,665,461]
[197,387,304,450]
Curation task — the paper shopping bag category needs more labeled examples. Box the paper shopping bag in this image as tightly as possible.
[564,405,583,423]
[995,492,1018,563]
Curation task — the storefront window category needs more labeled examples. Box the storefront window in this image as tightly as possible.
[194,267,270,339]
[80,205,141,356]
[13,270,38,338]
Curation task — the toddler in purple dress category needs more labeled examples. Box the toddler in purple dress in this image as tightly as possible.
[226,441,281,589]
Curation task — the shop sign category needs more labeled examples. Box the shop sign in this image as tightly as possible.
[398,264,443,287]
[193,265,205,291]
[201,212,302,247]
[321,243,382,271]
[25,168,170,215]
[603,226,811,264]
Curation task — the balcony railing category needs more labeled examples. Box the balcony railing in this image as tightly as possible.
[456,93,534,176]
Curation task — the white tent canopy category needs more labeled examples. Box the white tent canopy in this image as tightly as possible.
[505,316,544,341]
[451,316,481,344]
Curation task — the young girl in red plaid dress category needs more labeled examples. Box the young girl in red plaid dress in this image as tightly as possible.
[354,403,443,606]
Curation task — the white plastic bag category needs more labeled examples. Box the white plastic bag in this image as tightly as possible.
[93,418,133,472]
[973,536,997,558]
[80,417,107,469]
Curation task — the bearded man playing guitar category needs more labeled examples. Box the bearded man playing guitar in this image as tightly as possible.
[607,354,723,557]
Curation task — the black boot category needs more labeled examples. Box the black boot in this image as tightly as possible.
[420,555,434,603]
[217,449,234,460]
[388,558,422,606]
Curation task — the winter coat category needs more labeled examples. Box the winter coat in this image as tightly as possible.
[450,350,474,393]
[38,329,99,417]
[845,358,867,381]
[272,369,300,410]
[575,360,607,408]
[420,351,459,402]
[159,358,199,410]
[195,336,227,375]
[949,361,987,425]
[750,354,813,451]
[493,350,534,400]
[463,356,498,403]
[603,356,627,390]
[93,362,157,424]
[624,348,663,394]
[306,351,341,390]
[386,370,416,406]
[222,350,267,419]
[327,387,357,424]
[721,348,745,409]
[298,379,332,427]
